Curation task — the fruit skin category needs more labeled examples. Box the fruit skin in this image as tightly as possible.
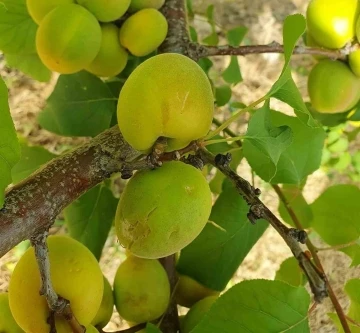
[113,256,170,323]
[308,59,360,114]
[0,293,23,333]
[9,235,103,333]
[119,9,168,57]
[349,49,360,77]
[129,0,165,12]
[36,4,101,74]
[76,0,130,22]
[181,296,218,333]
[306,0,359,49]
[91,276,114,328]
[26,0,75,24]
[86,24,128,77]
[175,275,220,308]
[117,53,214,152]
[86,325,98,333]
[115,161,212,259]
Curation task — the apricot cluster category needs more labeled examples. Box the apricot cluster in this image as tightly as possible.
[27,0,168,76]
[306,0,360,114]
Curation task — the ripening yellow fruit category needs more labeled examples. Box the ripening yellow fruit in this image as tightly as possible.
[117,53,214,152]
[9,236,103,333]
[76,0,130,22]
[26,0,75,24]
[119,9,168,57]
[175,275,220,308]
[36,4,101,74]
[86,24,128,77]
[308,60,360,113]
[113,256,170,323]
[0,293,23,333]
[306,0,359,49]
[128,0,165,12]
[115,161,212,259]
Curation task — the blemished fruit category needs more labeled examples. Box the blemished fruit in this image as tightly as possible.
[9,236,103,333]
[113,257,170,323]
[0,293,23,333]
[26,0,75,24]
[349,49,360,76]
[129,0,165,12]
[36,4,101,74]
[86,24,128,77]
[119,9,168,57]
[117,53,214,151]
[181,296,218,333]
[175,275,220,308]
[115,161,212,259]
[308,59,360,114]
[306,0,359,49]
[76,0,130,22]
[91,276,114,328]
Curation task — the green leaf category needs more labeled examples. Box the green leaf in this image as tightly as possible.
[177,186,268,291]
[227,26,248,46]
[215,85,232,106]
[5,53,51,82]
[328,313,360,333]
[311,185,360,245]
[11,138,55,183]
[275,257,307,286]
[222,56,242,85]
[64,184,118,260]
[189,26,198,42]
[345,279,360,322]
[341,243,360,267]
[244,109,325,184]
[146,323,162,333]
[186,0,194,18]
[202,32,219,46]
[310,106,350,127]
[38,71,117,137]
[197,58,213,75]
[0,0,37,54]
[278,185,313,228]
[191,279,310,333]
[0,76,20,207]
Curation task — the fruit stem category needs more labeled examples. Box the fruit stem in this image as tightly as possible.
[203,136,245,146]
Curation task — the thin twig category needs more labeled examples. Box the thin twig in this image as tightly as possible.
[315,240,359,252]
[346,316,360,328]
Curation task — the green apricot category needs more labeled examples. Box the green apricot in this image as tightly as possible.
[349,49,360,77]
[181,296,218,333]
[117,53,214,152]
[86,24,128,77]
[0,293,23,333]
[91,276,114,328]
[115,161,212,259]
[306,0,359,49]
[119,9,168,57]
[76,0,130,22]
[129,0,165,12]
[113,256,170,323]
[308,59,360,114]
[26,0,75,24]
[86,325,98,333]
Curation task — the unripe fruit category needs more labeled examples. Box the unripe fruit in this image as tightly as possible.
[113,257,170,323]
[129,0,165,12]
[36,4,101,74]
[91,276,114,328]
[86,24,128,77]
[308,60,360,114]
[349,49,360,76]
[86,325,98,333]
[119,9,168,57]
[76,0,130,22]
[26,0,75,24]
[306,0,359,49]
[304,32,325,60]
[175,275,220,308]
[0,293,23,333]
[117,53,214,151]
[115,161,212,258]
[182,296,218,333]
[9,236,103,333]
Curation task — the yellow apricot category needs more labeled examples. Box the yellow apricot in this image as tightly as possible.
[26,0,75,24]
[175,275,220,308]
[113,256,170,323]
[9,236,103,333]
[0,293,23,333]
[86,24,128,78]
[91,276,114,328]
[36,4,101,74]
[115,161,212,259]
[129,0,165,12]
[77,0,130,22]
[119,9,168,57]
[306,0,359,49]
[117,53,214,152]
